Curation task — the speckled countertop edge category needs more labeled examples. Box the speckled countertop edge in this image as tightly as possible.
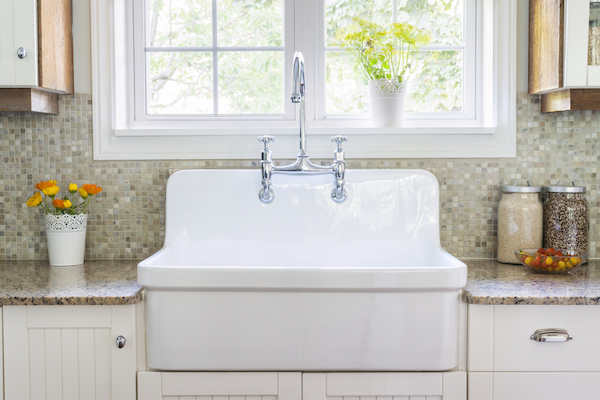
[0,261,142,306]
[462,259,600,305]
[3,259,600,306]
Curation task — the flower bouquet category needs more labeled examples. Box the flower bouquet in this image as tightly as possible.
[27,180,102,266]
[337,18,430,127]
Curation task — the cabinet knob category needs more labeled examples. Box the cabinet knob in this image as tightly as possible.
[17,47,27,59]
[116,335,126,348]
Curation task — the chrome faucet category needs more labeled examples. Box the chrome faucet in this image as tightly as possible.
[258,51,348,204]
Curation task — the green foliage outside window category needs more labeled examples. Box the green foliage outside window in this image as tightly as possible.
[147,0,464,116]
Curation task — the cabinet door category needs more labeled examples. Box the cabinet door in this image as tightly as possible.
[138,372,301,400]
[3,305,136,400]
[302,372,466,400]
[0,0,38,86]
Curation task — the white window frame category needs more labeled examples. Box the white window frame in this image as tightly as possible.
[92,0,516,160]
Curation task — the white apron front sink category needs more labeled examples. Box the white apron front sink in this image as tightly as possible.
[138,169,467,371]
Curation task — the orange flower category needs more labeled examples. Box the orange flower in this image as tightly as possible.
[26,192,43,207]
[81,184,102,196]
[35,180,57,191]
[53,199,66,209]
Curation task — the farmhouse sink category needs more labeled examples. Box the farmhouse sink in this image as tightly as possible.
[138,169,467,371]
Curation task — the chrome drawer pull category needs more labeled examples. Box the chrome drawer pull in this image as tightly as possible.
[530,328,572,342]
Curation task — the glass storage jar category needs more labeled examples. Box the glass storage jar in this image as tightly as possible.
[543,182,589,257]
[497,183,543,264]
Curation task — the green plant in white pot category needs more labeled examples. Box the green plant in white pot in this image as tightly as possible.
[337,19,430,127]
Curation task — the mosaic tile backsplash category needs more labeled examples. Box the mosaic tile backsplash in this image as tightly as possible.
[1,93,598,260]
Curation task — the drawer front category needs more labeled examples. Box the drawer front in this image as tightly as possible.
[494,373,600,400]
[493,305,600,372]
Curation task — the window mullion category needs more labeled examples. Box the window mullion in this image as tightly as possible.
[212,0,219,115]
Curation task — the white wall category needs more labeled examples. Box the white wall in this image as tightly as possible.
[71,0,530,95]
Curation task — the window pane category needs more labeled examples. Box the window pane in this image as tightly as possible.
[218,0,283,47]
[326,0,391,46]
[326,50,463,115]
[397,0,463,46]
[148,52,213,115]
[326,52,369,114]
[218,52,284,114]
[406,50,463,113]
[147,0,212,47]
[326,0,463,46]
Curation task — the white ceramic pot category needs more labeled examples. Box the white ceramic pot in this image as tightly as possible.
[44,214,87,266]
[368,78,407,127]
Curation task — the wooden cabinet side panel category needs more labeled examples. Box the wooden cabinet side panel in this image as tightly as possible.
[529,0,564,94]
[38,0,74,93]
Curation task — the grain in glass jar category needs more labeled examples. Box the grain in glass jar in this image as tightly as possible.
[543,182,589,257]
[497,183,543,264]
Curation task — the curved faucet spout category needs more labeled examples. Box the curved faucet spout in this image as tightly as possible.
[291,51,305,103]
[291,51,307,156]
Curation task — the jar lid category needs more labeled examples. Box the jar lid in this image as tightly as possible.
[500,181,542,193]
[545,181,586,193]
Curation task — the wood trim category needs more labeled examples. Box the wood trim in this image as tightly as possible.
[0,88,58,114]
[529,0,564,94]
[38,0,74,94]
[541,89,600,112]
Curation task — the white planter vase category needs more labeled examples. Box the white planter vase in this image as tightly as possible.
[368,78,407,127]
[44,214,87,266]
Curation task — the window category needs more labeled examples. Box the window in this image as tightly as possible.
[91,0,516,160]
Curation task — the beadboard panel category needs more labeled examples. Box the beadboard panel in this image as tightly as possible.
[139,372,301,400]
[3,305,136,400]
[303,373,465,400]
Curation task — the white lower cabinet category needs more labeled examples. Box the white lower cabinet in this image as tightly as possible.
[137,372,466,400]
[3,305,137,400]
[468,304,600,400]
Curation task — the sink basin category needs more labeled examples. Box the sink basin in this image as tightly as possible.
[138,169,467,371]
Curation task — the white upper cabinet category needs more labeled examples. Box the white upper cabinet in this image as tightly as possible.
[564,0,600,87]
[0,0,38,87]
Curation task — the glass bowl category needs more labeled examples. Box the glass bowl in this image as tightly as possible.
[514,248,588,274]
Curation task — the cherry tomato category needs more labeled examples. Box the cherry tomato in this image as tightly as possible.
[538,248,546,254]
[571,257,579,265]
[555,250,563,257]
[525,256,533,266]
[547,248,556,256]
[531,258,541,268]
[551,261,558,269]
[545,256,553,265]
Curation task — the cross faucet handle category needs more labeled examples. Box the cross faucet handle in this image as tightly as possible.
[258,135,275,150]
[331,136,348,151]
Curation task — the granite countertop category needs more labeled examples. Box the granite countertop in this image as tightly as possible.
[463,259,600,305]
[2,259,600,306]
[0,261,142,305]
